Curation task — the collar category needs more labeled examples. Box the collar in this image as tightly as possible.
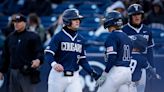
[62,28,78,41]
[128,23,143,33]
[14,29,27,35]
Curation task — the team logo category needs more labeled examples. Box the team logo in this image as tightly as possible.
[134,5,139,11]
[143,31,147,33]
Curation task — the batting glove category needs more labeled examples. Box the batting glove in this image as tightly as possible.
[147,67,161,80]
[90,71,101,81]
[96,72,107,87]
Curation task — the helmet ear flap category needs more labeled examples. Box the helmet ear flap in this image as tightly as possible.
[63,18,71,26]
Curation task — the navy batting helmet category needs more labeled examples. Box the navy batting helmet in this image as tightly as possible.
[103,11,123,29]
[131,35,147,52]
[62,8,83,26]
[127,4,144,16]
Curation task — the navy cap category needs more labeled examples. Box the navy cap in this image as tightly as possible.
[12,14,26,22]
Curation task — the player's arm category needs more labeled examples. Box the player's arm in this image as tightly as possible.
[146,29,155,67]
[78,56,100,80]
[44,35,63,72]
[104,36,117,73]
[78,44,99,80]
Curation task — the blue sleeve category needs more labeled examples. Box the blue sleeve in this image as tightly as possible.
[44,35,60,64]
[104,35,117,73]
[78,41,94,75]
[105,54,117,73]
[141,57,149,69]
[78,58,93,75]
[147,28,155,67]
[146,47,154,67]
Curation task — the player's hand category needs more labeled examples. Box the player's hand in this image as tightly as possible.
[96,72,107,87]
[31,59,40,68]
[53,64,64,72]
[90,71,101,81]
[147,67,161,80]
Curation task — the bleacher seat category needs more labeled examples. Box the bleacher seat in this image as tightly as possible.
[78,3,99,16]
[78,29,96,40]
[40,16,57,28]
[0,16,9,29]
[151,28,164,45]
[52,3,75,16]
[95,32,109,42]
[80,17,100,31]
[86,45,105,53]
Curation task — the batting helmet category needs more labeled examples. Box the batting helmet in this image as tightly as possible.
[62,8,83,26]
[103,11,123,29]
[131,35,147,52]
[127,4,144,16]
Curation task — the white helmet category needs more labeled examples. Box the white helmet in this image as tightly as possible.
[0,76,4,88]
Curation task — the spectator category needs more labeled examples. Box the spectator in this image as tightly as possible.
[27,13,46,43]
[145,0,164,25]
[1,14,16,37]
[95,1,127,37]
[44,15,63,47]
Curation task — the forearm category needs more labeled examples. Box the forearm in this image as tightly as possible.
[79,58,93,75]
[44,52,56,66]
[146,47,154,67]
[105,54,117,73]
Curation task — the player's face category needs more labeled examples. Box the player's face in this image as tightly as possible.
[107,26,116,32]
[131,14,142,25]
[13,21,26,32]
[70,19,80,30]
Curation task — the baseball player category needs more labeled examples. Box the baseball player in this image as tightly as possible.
[96,11,132,92]
[127,35,160,92]
[122,4,155,92]
[44,8,99,92]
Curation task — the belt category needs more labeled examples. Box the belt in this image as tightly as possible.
[63,71,74,76]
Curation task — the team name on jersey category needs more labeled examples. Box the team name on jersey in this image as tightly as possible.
[129,35,149,41]
[61,42,82,53]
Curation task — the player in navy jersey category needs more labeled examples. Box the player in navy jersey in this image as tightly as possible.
[129,35,149,92]
[129,35,160,92]
[96,11,132,92]
[44,8,99,92]
[122,4,155,92]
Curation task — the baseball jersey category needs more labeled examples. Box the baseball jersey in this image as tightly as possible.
[44,28,93,73]
[131,52,149,82]
[45,29,86,71]
[122,23,155,67]
[104,30,132,73]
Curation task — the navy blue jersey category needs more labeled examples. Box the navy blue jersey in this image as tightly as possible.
[130,52,149,82]
[122,23,155,67]
[45,29,86,71]
[104,30,132,73]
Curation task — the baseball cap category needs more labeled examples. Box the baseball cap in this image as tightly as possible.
[12,14,26,22]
